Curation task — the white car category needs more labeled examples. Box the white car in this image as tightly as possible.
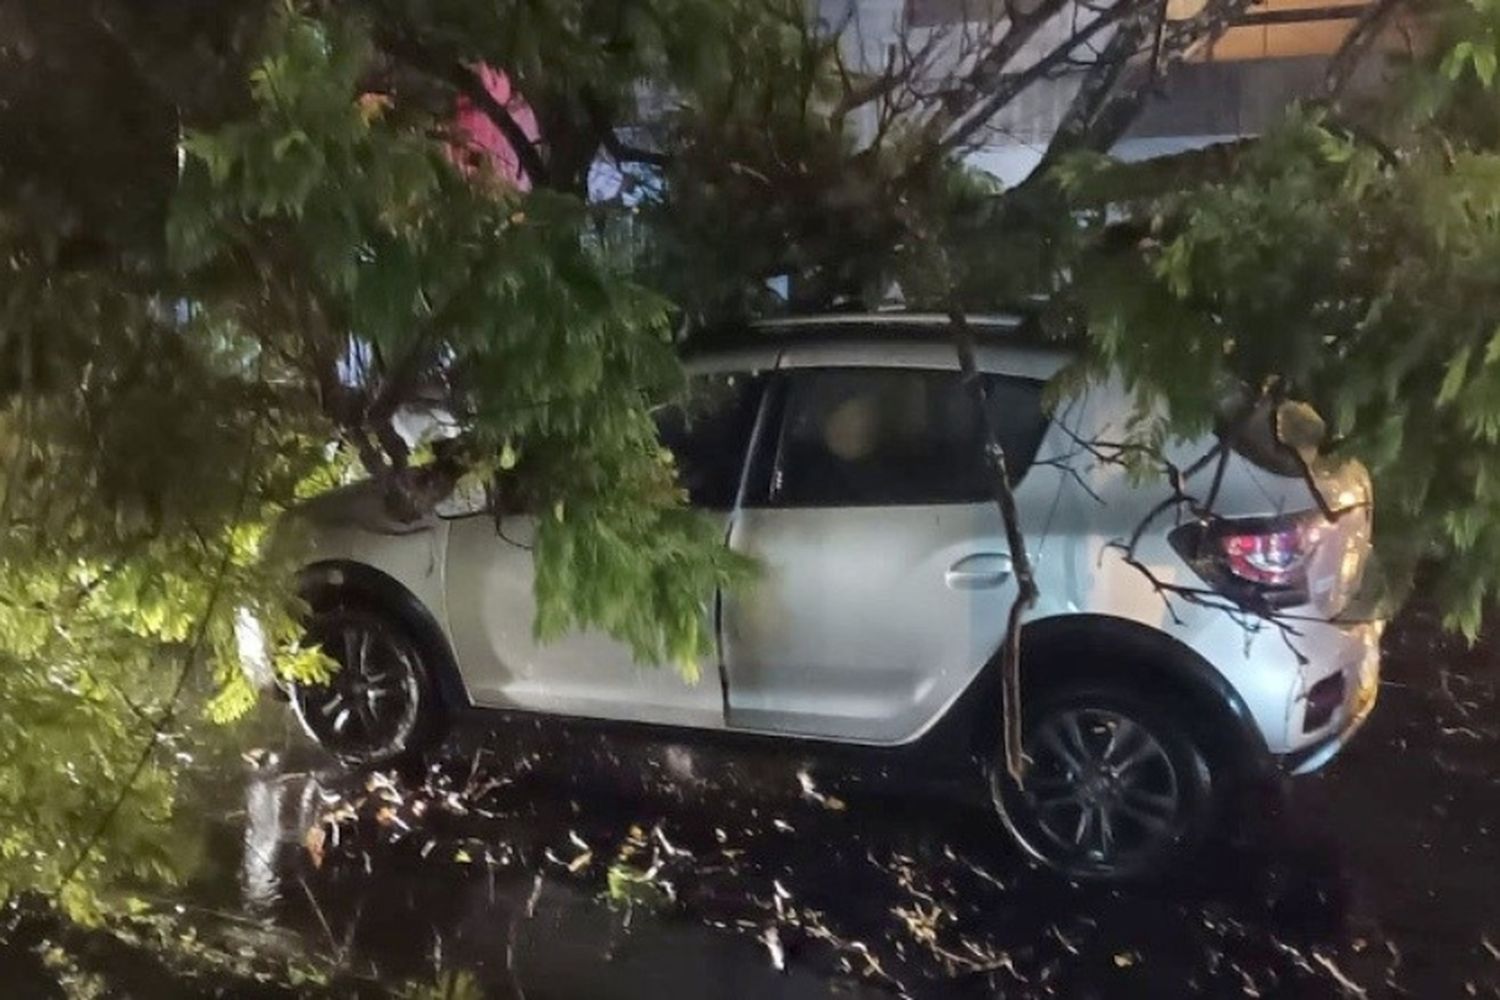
[270,313,1381,879]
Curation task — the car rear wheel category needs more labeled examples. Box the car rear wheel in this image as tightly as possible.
[289,604,440,767]
[992,681,1216,880]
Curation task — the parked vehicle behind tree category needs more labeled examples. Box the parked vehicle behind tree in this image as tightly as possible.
[251,314,1381,880]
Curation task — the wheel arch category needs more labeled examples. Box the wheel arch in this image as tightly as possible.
[298,559,472,712]
[923,613,1270,778]
[1017,614,1268,766]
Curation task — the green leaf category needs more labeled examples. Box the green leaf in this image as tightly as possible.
[1484,326,1500,366]
[271,129,308,161]
[1476,44,1498,87]
[1445,40,1476,80]
[1313,126,1354,164]
[1439,345,1474,406]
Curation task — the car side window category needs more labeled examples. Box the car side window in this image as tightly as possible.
[655,372,767,509]
[767,368,1047,507]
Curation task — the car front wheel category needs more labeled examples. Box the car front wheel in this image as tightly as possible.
[992,682,1216,880]
[289,603,439,767]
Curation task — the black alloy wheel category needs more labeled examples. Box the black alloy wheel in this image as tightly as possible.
[993,683,1216,880]
[290,606,431,766]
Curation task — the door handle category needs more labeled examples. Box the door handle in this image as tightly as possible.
[945,552,1013,590]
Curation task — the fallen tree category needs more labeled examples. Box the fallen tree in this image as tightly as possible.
[4,0,1492,919]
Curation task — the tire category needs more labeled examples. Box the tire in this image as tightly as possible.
[991,680,1217,881]
[288,599,445,767]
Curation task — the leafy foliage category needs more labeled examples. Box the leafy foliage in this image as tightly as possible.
[172,8,751,667]
[4,0,1497,935]
[1052,0,1500,634]
[0,0,748,915]
[0,253,330,917]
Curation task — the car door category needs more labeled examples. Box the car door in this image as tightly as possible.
[443,366,767,729]
[721,363,1056,744]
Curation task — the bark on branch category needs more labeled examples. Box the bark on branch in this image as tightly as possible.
[1041,0,1255,164]
[949,309,1040,782]
[1323,0,1408,101]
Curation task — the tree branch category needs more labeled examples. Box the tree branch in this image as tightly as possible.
[599,130,671,168]
[1046,8,1156,156]
[934,0,1124,156]
[1323,0,1407,101]
[1044,0,1255,162]
[582,89,670,168]
[949,309,1039,782]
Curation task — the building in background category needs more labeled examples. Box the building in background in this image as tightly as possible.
[830,0,1411,183]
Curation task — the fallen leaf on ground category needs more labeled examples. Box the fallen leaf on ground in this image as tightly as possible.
[762,926,786,971]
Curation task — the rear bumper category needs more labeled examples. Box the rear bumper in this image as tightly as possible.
[1282,674,1378,774]
[1280,620,1382,775]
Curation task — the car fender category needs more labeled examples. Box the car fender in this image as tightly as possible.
[916,612,1270,775]
[299,559,472,711]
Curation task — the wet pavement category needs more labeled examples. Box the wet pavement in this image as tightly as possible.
[18,603,1500,997]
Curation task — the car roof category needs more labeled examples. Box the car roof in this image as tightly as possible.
[680,312,1074,381]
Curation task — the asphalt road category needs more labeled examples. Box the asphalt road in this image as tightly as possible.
[8,603,1496,998]
[167,600,1500,999]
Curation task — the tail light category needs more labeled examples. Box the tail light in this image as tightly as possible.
[1170,511,1328,610]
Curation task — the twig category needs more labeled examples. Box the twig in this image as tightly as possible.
[1052,420,1317,657]
[298,873,345,964]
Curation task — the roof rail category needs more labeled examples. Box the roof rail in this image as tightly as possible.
[752,312,1025,330]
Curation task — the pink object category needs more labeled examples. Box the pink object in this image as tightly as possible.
[451,64,539,188]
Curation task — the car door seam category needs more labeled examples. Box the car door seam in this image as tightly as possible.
[721,353,782,724]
